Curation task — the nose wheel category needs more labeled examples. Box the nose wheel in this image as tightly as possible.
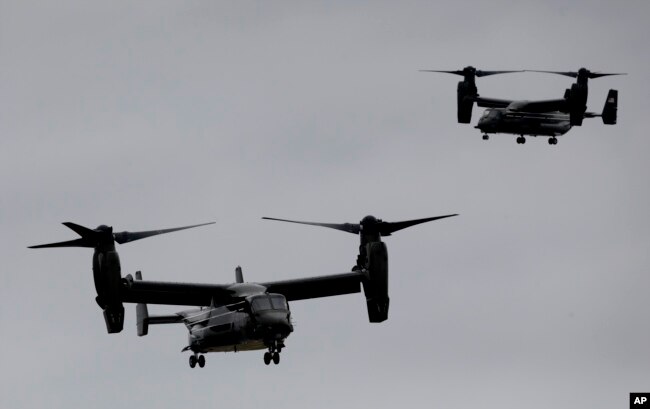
[264,340,283,365]
[516,136,526,144]
[189,354,206,368]
[482,134,489,141]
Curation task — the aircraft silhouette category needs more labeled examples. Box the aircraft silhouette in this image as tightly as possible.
[30,214,456,366]
[421,66,623,145]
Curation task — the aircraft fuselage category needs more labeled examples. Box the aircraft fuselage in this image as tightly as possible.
[476,108,571,137]
[181,294,293,354]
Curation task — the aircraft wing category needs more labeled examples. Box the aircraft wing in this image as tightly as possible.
[121,276,234,306]
[261,272,363,301]
[506,98,568,113]
[475,97,513,108]
[120,271,364,305]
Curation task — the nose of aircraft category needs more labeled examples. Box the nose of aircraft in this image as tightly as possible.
[256,310,293,332]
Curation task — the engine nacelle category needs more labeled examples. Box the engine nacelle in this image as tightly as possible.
[361,242,389,322]
[93,250,125,333]
[103,306,125,333]
[567,83,588,126]
[457,81,477,123]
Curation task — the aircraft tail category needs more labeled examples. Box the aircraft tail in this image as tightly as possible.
[601,89,618,125]
[134,271,183,336]
[136,304,149,336]
[135,271,150,336]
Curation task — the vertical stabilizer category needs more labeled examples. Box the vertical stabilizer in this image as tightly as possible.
[602,89,618,125]
[135,271,149,336]
[235,266,244,283]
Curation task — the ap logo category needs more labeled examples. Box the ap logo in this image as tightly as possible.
[631,393,650,408]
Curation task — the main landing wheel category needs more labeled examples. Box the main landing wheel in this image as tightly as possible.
[264,351,281,365]
[189,354,205,368]
[482,134,489,141]
[548,137,558,145]
[516,136,526,144]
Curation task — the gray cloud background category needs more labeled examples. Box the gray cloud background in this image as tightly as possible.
[1,1,649,408]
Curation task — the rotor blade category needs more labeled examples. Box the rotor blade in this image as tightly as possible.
[262,217,361,235]
[62,222,98,238]
[420,69,522,77]
[526,70,626,79]
[588,72,626,78]
[419,69,465,76]
[379,214,458,236]
[113,222,215,244]
[475,70,523,77]
[29,222,99,248]
[28,238,95,249]
[526,70,578,78]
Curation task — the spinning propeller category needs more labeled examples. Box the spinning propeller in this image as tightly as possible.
[262,214,457,237]
[420,66,523,79]
[525,68,626,80]
[29,222,215,249]
[29,221,214,334]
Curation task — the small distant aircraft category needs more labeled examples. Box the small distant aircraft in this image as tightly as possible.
[30,214,456,367]
[421,66,623,145]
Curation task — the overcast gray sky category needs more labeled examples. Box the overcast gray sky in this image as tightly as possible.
[1,1,649,408]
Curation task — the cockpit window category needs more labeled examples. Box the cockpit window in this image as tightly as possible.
[251,294,288,312]
[270,295,288,310]
[251,297,272,311]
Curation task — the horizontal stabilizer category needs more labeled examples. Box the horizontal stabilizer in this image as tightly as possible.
[134,271,183,336]
[136,307,182,336]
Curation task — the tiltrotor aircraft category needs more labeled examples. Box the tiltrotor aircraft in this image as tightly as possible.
[421,66,623,145]
[30,214,456,367]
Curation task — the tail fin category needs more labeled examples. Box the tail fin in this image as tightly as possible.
[602,89,618,125]
[135,271,150,336]
[136,304,149,336]
[134,271,182,336]
[235,266,244,283]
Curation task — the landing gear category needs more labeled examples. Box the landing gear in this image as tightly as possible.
[482,134,489,141]
[263,351,281,365]
[548,137,558,145]
[263,340,283,365]
[516,136,526,144]
[189,353,205,368]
